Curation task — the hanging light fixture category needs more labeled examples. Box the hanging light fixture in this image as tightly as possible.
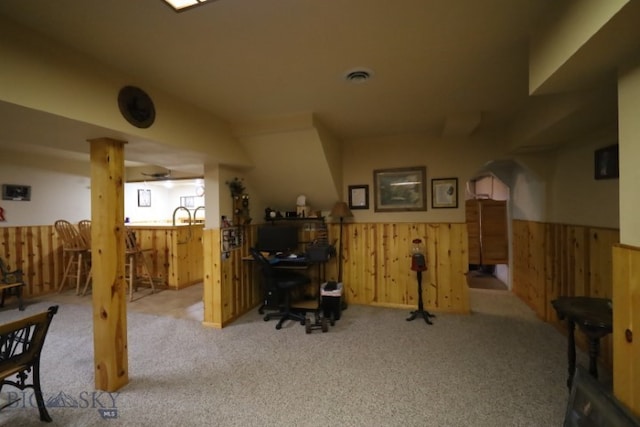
[162,0,214,12]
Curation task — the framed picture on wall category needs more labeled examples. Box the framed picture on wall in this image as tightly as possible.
[594,144,619,180]
[431,178,458,208]
[373,166,426,212]
[180,196,195,208]
[348,185,369,210]
[137,189,151,207]
[2,184,31,201]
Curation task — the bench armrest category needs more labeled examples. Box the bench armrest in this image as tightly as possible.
[1,268,23,284]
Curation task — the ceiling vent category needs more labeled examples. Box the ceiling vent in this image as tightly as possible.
[344,68,374,84]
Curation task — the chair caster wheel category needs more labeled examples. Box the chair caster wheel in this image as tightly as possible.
[276,324,282,330]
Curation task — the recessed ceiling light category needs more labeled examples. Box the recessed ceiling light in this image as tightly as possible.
[344,68,374,84]
[162,0,213,12]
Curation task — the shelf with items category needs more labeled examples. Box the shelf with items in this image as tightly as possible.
[261,216,329,256]
[232,193,251,226]
[263,207,323,222]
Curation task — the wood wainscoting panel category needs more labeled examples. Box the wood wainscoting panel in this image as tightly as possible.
[203,226,261,328]
[512,220,546,318]
[338,222,469,314]
[612,244,640,417]
[129,225,204,289]
[512,220,619,371]
[0,225,59,299]
[427,223,469,312]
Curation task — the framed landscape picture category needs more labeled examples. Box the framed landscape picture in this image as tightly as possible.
[373,166,426,212]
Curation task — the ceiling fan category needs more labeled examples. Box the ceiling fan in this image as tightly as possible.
[141,169,171,179]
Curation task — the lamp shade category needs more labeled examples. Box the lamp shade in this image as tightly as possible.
[330,201,353,219]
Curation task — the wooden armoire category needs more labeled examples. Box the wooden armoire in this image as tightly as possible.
[465,199,508,265]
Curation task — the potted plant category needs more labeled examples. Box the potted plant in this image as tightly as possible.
[225,177,245,197]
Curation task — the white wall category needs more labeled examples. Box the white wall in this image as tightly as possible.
[471,175,509,201]
[619,57,640,245]
[124,180,205,224]
[0,156,91,226]
[0,154,207,227]
[548,132,619,228]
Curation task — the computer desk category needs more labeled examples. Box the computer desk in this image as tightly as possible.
[244,254,327,312]
[273,256,327,311]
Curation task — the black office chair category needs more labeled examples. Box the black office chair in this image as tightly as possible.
[250,247,310,330]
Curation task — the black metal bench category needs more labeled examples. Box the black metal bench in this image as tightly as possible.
[0,258,25,311]
[564,365,640,427]
[0,305,59,422]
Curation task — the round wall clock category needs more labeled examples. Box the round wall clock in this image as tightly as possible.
[118,86,156,128]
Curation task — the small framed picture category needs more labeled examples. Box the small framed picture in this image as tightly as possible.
[348,185,369,210]
[180,196,195,208]
[431,178,458,209]
[594,144,619,180]
[2,184,31,201]
[137,189,151,207]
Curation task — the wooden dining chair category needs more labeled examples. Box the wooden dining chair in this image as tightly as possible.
[124,228,156,301]
[54,219,90,295]
[77,219,93,295]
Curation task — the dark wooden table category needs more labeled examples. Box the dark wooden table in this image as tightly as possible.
[551,296,613,389]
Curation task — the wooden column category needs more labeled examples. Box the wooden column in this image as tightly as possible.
[202,228,223,328]
[88,137,128,391]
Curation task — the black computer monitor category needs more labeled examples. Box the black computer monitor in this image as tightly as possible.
[256,225,299,254]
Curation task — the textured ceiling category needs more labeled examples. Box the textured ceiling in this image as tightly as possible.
[0,0,565,139]
[0,0,626,181]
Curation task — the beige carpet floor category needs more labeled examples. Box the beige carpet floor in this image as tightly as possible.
[0,287,584,427]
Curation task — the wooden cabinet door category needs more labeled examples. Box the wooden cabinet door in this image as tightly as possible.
[479,200,508,264]
[465,200,481,264]
[465,199,508,265]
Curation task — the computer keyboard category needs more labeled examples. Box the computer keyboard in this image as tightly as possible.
[275,252,304,259]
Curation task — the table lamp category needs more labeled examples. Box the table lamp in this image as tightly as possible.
[330,201,353,283]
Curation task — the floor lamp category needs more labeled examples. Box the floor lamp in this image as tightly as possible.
[330,201,353,284]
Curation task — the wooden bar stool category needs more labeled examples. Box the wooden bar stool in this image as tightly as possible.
[125,229,155,301]
[78,219,93,295]
[54,219,90,295]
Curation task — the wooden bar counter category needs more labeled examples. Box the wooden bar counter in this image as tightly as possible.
[126,224,203,290]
